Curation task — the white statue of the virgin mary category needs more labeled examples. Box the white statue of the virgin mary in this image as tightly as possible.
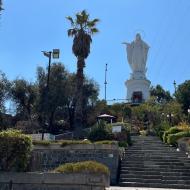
[123,33,149,77]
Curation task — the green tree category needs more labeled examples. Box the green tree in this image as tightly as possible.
[10,79,38,121]
[175,80,190,114]
[150,84,172,103]
[37,63,99,133]
[66,10,99,132]
[82,78,99,126]
[162,100,183,125]
[0,71,9,128]
[64,74,99,129]
[36,63,69,134]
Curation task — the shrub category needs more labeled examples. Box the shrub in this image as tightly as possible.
[155,121,170,139]
[118,141,128,147]
[54,161,109,175]
[178,122,190,131]
[167,131,190,145]
[140,130,148,136]
[163,126,183,143]
[94,140,117,145]
[113,131,132,146]
[158,130,165,140]
[33,139,118,147]
[0,129,32,171]
[88,121,113,141]
[33,140,51,146]
[61,140,91,147]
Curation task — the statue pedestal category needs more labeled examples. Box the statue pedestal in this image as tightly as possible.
[125,78,151,103]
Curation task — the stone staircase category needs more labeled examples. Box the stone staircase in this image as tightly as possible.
[119,135,190,189]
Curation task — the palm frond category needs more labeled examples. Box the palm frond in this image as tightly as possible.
[66,16,74,25]
[92,18,100,23]
[81,10,89,23]
[87,18,99,28]
[76,13,83,26]
[67,29,77,37]
[90,28,99,34]
[66,10,99,58]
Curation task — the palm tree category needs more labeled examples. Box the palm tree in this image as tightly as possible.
[66,10,99,133]
[0,0,3,12]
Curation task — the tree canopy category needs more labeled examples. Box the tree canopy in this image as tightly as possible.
[150,85,172,103]
[175,80,190,114]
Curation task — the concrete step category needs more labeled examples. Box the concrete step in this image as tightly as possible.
[121,162,188,166]
[120,169,190,176]
[119,135,190,188]
[125,150,182,153]
[124,152,187,156]
[121,160,190,164]
[121,166,190,172]
[120,174,190,180]
[119,178,190,185]
[119,182,190,189]
[123,156,189,160]
[121,159,190,163]
[120,178,162,183]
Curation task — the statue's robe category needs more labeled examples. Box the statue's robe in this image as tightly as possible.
[127,40,149,74]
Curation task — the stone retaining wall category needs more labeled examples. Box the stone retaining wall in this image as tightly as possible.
[30,144,120,185]
[0,172,109,190]
[178,137,190,153]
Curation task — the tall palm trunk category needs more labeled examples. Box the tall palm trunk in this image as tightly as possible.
[0,0,3,12]
[74,56,85,136]
[76,56,85,89]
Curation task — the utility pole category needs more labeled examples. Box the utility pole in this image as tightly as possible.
[104,63,108,101]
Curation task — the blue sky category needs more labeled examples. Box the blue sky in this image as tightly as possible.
[0,0,190,102]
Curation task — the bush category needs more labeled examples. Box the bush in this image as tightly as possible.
[61,140,91,147]
[167,131,190,145]
[94,140,117,145]
[178,122,190,131]
[113,131,132,146]
[118,141,128,147]
[33,140,51,146]
[88,121,113,141]
[54,161,109,175]
[140,130,148,136]
[0,129,32,171]
[155,121,170,140]
[32,139,118,147]
[163,126,183,143]
[158,130,165,140]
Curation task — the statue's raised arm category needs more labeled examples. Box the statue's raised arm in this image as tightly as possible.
[122,42,133,70]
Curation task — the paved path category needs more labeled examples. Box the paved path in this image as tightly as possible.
[107,187,188,190]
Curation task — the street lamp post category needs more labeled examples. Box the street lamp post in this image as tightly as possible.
[104,63,108,101]
[187,108,190,124]
[173,80,177,93]
[167,113,174,126]
[42,49,60,89]
[41,49,60,139]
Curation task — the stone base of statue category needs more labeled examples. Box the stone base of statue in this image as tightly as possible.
[125,77,151,103]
